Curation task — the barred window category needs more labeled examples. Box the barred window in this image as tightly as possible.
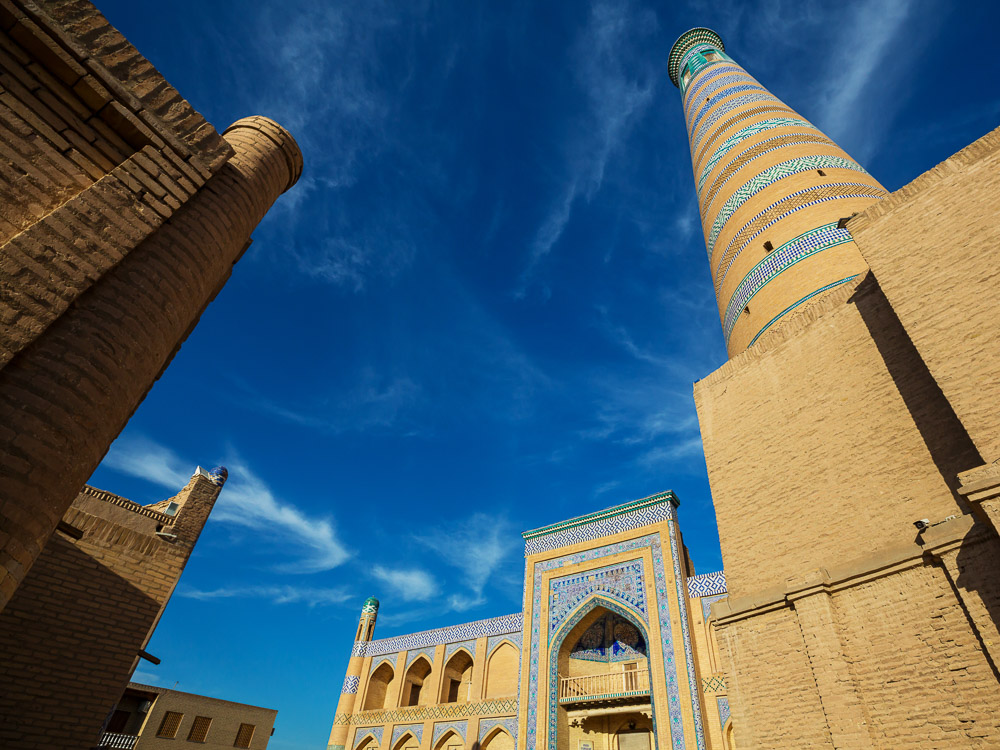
[188,716,213,743]
[157,711,183,738]
[234,723,256,748]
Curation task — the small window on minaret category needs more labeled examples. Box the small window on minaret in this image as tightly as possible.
[817,169,827,176]
[743,305,750,316]
[763,241,773,252]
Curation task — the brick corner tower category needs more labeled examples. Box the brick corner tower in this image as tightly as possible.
[668,28,886,355]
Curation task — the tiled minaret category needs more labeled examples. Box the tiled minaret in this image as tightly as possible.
[327,597,380,750]
[668,28,887,355]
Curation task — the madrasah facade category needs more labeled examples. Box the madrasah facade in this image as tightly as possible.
[326,27,1000,750]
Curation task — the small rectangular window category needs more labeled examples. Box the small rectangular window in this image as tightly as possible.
[188,716,213,743]
[157,711,183,739]
[763,241,774,252]
[817,169,826,176]
[235,723,256,748]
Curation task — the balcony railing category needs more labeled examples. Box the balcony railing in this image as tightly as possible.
[558,668,650,703]
[97,732,138,749]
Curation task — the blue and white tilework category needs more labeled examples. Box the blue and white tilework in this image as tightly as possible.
[432,720,468,746]
[687,83,768,134]
[705,156,868,255]
[405,646,436,669]
[523,494,674,555]
[748,274,860,348]
[683,70,757,113]
[525,532,701,750]
[549,560,647,634]
[722,223,853,342]
[700,594,727,621]
[677,43,723,81]
[478,717,518,743]
[686,571,727,598]
[370,655,397,675]
[444,640,476,661]
[682,63,743,102]
[697,118,815,191]
[390,724,423,748]
[665,523,706,750]
[717,697,731,729]
[691,91,783,150]
[713,183,885,286]
[352,612,522,658]
[487,631,522,655]
[352,726,384,750]
[342,675,360,694]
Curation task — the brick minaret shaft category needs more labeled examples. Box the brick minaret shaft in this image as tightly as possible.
[328,597,380,750]
[0,116,303,612]
[668,28,887,356]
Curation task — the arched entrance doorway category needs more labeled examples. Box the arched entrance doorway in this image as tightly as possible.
[550,598,656,750]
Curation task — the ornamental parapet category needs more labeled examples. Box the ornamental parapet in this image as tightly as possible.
[331,697,519,726]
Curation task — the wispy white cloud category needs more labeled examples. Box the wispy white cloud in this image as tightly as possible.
[516,0,657,296]
[178,584,353,607]
[372,566,439,602]
[102,436,351,574]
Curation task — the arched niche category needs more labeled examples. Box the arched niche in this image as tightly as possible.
[402,656,433,707]
[484,642,518,698]
[439,649,474,703]
[724,720,736,749]
[393,733,419,750]
[481,728,513,750]
[434,729,464,750]
[356,736,379,750]
[364,661,396,710]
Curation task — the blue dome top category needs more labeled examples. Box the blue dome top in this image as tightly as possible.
[208,466,228,486]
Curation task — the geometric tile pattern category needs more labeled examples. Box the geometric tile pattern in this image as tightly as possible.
[701,673,727,693]
[722,223,853,342]
[405,647,436,670]
[522,491,675,555]
[677,43,726,86]
[717,697,731,729]
[682,62,743,103]
[692,91,784,149]
[342,675,361,694]
[487,631,522,655]
[712,183,886,288]
[700,594,727,621]
[687,83,768,135]
[706,156,868,255]
[686,571,727,598]
[525,533,694,750]
[748,274,860,349]
[370,655,397,675]
[352,726,384,750]
[332,698,520,726]
[432,720,468,746]
[549,559,647,634]
[668,28,725,86]
[666,520,706,750]
[353,613,522,658]
[696,117,815,191]
[444,640,476,662]
[683,70,757,116]
[478,716,518,743]
[391,724,423,748]
[692,104,798,164]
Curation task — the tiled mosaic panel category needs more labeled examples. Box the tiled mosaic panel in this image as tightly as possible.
[444,640,476,661]
[549,559,647,633]
[702,673,727,693]
[478,716,518,742]
[370,655,397,675]
[569,612,647,662]
[391,723,424,747]
[700,594,727,621]
[692,104,798,166]
[682,64,746,104]
[722,223,852,342]
[405,646,436,669]
[487,631,522,654]
[523,497,673,555]
[699,133,829,205]
[697,117,814,191]
[681,46,724,81]
[691,91,785,150]
[354,612,522,658]
[748,274,860,348]
[352,726,384,750]
[342,675,361,694]
[524,533,693,750]
[706,156,868,255]
[717,697,731,729]
[712,183,885,288]
[666,521,705,750]
[686,571,727,598]
[687,83,768,134]
[683,70,757,114]
[668,28,724,84]
[332,698,519,726]
[432,720,468,745]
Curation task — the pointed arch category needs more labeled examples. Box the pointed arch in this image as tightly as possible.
[723,719,736,750]
[401,654,433,707]
[364,661,395,710]
[480,727,513,750]
[355,733,379,750]
[439,648,474,703]
[392,732,419,750]
[433,729,464,750]
[484,641,518,698]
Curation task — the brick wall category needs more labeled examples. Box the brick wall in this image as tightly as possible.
[0,473,222,749]
[0,0,301,613]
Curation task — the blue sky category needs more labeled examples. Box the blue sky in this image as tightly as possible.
[86,0,1000,747]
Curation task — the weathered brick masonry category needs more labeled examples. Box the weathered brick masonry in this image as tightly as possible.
[0,0,301,613]
[0,472,224,749]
